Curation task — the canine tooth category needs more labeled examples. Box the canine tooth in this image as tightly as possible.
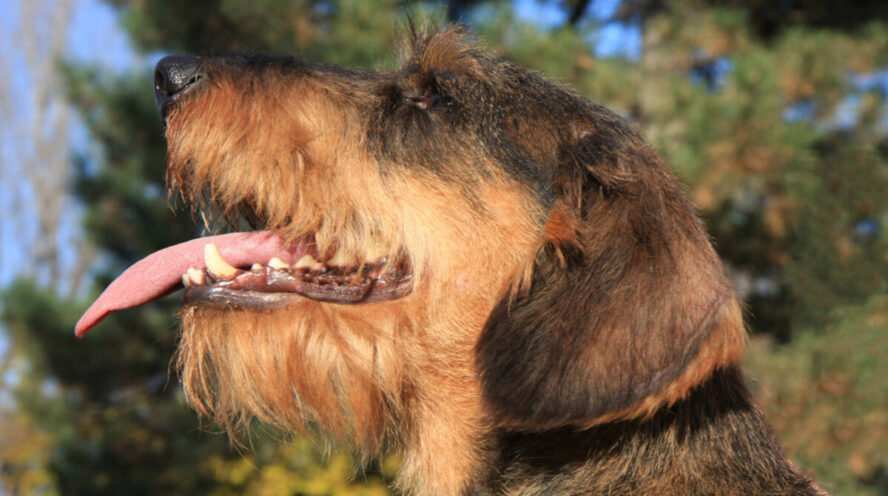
[251,263,264,272]
[204,243,237,278]
[294,254,323,270]
[268,257,288,270]
[182,273,192,287]
[327,248,355,267]
[366,242,387,263]
[187,267,205,285]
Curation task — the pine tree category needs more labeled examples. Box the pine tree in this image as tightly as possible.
[2,1,886,494]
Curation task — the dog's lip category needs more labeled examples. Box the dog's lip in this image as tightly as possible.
[74,231,412,337]
[181,257,413,307]
[157,87,197,126]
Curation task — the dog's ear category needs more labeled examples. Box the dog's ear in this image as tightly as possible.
[477,120,746,430]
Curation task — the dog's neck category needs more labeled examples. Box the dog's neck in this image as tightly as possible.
[468,367,824,496]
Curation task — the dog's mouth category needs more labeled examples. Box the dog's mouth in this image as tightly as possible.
[74,231,413,337]
[183,241,412,308]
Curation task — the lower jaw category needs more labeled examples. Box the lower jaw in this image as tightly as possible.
[183,286,306,310]
[183,276,414,310]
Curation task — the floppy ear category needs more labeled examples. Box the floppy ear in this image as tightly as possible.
[476,121,746,430]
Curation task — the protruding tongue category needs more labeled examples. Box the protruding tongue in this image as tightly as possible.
[75,231,303,337]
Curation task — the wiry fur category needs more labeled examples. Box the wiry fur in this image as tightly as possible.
[161,27,827,495]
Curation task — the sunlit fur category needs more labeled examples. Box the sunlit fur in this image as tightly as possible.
[171,148,545,494]
[164,27,825,496]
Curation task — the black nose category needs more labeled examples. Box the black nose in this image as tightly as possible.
[154,55,202,120]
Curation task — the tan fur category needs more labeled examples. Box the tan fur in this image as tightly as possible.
[401,27,487,80]
[166,76,393,262]
[173,135,544,493]
[155,29,820,495]
[582,297,747,427]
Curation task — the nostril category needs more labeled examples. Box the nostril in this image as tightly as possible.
[154,70,167,94]
[154,55,202,121]
[187,73,202,87]
[154,55,202,96]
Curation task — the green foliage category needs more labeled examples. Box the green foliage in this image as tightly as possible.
[784,137,888,329]
[478,3,888,340]
[3,2,424,494]
[745,295,888,495]
[2,0,887,494]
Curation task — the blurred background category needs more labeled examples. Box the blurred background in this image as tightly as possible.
[0,0,886,494]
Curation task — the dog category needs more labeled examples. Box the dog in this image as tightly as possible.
[76,27,828,495]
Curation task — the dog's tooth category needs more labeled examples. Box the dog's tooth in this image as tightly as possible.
[268,257,289,270]
[187,267,205,285]
[182,273,192,287]
[251,263,264,272]
[294,254,323,270]
[365,242,387,263]
[204,243,238,278]
[327,248,355,267]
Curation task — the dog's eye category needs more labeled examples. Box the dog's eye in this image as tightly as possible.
[405,92,444,111]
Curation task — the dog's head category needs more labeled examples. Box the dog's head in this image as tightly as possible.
[77,26,745,485]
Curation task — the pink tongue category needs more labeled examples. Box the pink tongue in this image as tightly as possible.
[75,231,304,338]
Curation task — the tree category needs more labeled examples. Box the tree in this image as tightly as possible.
[2,1,886,494]
[0,0,89,292]
[3,1,407,494]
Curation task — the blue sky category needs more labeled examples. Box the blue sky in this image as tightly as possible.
[513,0,641,58]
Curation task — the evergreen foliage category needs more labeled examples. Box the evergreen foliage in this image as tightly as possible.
[2,1,886,494]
